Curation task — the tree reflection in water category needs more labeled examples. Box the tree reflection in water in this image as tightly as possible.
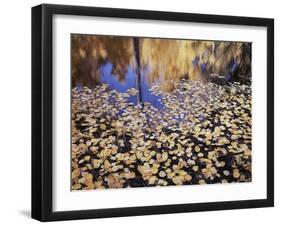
[71,34,252,190]
[72,34,251,92]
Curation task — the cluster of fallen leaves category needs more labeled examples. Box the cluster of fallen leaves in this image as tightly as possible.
[71,80,252,190]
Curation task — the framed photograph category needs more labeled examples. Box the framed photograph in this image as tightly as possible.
[32,4,274,221]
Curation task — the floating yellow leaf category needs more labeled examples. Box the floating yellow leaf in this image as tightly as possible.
[100,124,106,130]
[223,170,230,176]
[72,183,81,190]
[159,171,166,177]
[233,169,240,178]
[72,168,80,179]
[195,146,200,152]
[172,176,183,185]
[104,160,111,170]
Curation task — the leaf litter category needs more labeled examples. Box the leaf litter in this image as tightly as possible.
[71,79,252,190]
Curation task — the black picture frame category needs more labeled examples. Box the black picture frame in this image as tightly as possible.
[32,3,274,222]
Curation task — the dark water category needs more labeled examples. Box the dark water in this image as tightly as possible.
[99,62,164,108]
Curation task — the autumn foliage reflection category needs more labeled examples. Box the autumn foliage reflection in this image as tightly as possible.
[71,34,252,190]
[71,34,251,90]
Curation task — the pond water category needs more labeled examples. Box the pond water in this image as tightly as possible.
[99,62,164,109]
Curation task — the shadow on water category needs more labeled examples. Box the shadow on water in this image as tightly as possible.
[99,62,164,108]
